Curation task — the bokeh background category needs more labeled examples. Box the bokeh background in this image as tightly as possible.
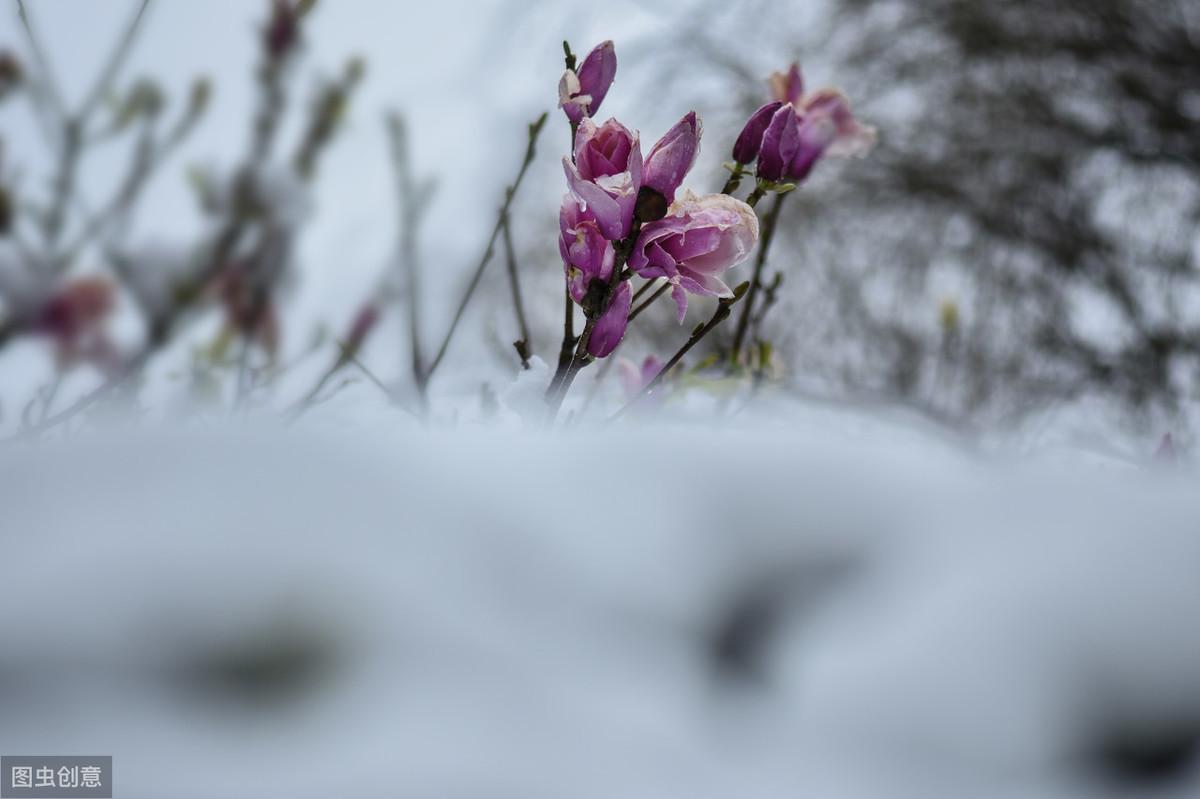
[1,0,1196,445]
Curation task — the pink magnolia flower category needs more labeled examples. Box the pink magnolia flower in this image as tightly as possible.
[563,118,643,240]
[642,111,701,204]
[558,196,615,305]
[586,279,630,359]
[733,63,875,182]
[628,192,759,322]
[558,41,617,125]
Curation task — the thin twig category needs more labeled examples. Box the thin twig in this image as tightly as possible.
[500,209,532,369]
[627,281,670,323]
[385,112,428,396]
[550,286,577,392]
[423,112,548,381]
[15,0,66,121]
[730,191,788,363]
[78,0,153,120]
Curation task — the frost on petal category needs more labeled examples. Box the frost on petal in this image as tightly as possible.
[627,193,756,318]
[670,280,688,323]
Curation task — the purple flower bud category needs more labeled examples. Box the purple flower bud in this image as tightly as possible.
[768,62,804,105]
[559,196,615,304]
[756,89,875,183]
[586,278,631,358]
[264,0,300,60]
[628,192,759,322]
[732,101,783,165]
[756,103,802,182]
[642,112,701,203]
[563,117,642,240]
[558,40,616,124]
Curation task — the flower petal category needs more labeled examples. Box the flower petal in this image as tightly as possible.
[586,280,632,358]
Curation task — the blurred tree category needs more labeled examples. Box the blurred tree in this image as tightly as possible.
[657,0,1200,434]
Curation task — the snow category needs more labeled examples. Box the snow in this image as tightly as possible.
[1,406,1198,798]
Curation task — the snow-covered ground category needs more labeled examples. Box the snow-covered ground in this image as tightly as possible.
[1,408,1198,798]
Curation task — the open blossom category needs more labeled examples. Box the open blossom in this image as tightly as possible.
[642,111,701,204]
[563,117,643,240]
[558,40,616,125]
[586,279,630,358]
[733,63,875,181]
[629,192,759,322]
[558,196,615,304]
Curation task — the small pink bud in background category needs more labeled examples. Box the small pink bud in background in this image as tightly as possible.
[33,276,117,368]
[558,41,616,124]
[264,0,300,59]
[768,62,804,105]
[618,355,664,402]
[586,279,631,359]
[642,112,701,204]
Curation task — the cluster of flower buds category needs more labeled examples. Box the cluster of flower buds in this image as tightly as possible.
[557,42,758,359]
[733,63,875,184]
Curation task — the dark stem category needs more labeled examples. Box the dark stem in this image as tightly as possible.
[629,277,659,305]
[730,191,788,364]
[549,287,578,395]
[422,112,548,382]
[628,281,670,324]
[745,183,768,209]
[721,162,746,195]
[385,112,428,399]
[500,210,532,369]
[544,316,595,419]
